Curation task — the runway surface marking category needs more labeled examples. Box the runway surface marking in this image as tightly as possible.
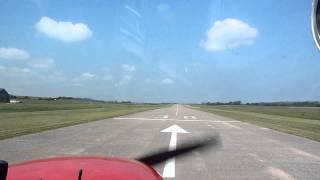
[183,116,197,119]
[161,124,189,178]
[175,105,179,116]
[221,122,242,129]
[288,147,320,160]
[267,166,295,180]
[113,117,240,123]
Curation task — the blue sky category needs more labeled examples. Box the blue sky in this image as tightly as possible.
[0,0,319,103]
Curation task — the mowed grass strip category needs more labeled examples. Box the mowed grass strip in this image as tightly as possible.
[199,105,320,120]
[0,100,163,140]
[198,105,320,142]
[0,99,109,113]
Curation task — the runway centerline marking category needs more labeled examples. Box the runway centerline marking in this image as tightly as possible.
[175,104,179,117]
[161,124,189,178]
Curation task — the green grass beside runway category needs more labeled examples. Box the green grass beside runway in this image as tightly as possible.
[0,99,164,140]
[198,105,320,142]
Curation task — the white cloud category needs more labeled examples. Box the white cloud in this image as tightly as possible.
[200,18,258,51]
[30,58,55,69]
[122,64,135,72]
[115,75,132,87]
[115,64,136,87]
[35,16,92,42]
[80,73,96,79]
[123,75,132,81]
[162,78,174,84]
[0,48,30,60]
[158,63,177,78]
[0,65,31,76]
[184,67,189,73]
[71,72,96,86]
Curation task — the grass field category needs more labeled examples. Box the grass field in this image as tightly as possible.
[198,105,320,142]
[0,99,163,140]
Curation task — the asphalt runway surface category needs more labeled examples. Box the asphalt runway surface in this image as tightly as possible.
[1,105,320,179]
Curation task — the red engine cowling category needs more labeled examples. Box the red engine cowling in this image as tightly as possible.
[6,156,163,180]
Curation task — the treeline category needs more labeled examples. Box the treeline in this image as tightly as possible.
[9,95,151,104]
[202,101,320,107]
[203,101,242,105]
[10,95,107,103]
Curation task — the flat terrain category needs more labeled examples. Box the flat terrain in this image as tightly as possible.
[1,105,320,179]
[198,105,320,142]
[0,99,163,140]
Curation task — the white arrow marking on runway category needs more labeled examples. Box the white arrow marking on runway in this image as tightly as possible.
[161,124,189,178]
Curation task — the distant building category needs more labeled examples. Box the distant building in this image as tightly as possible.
[0,88,10,103]
[10,99,21,103]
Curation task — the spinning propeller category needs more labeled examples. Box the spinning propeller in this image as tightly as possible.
[0,135,220,180]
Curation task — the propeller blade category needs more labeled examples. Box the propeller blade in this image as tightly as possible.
[136,135,221,166]
[0,160,8,180]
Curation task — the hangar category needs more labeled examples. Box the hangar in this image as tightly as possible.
[0,88,10,103]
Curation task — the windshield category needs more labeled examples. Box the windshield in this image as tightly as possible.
[0,1,320,180]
